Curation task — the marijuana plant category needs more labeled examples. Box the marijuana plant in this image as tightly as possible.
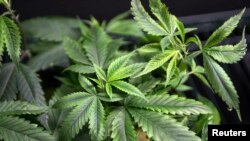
[52,0,246,140]
[0,0,247,141]
[0,0,55,140]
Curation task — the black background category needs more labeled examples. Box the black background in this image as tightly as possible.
[12,0,250,21]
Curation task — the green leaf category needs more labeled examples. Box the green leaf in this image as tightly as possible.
[160,36,171,51]
[84,25,111,68]
[98,93,125,102]
[111,107,136,141]
[94,64,107,81]
[108,11,131,25]
[197,95,221,124]
[193,73,211,89]
[63,38,90,65]
[110,80,146,99]
[104,108,121,139]
[165,54,177,85]
[64,64,95,74]
[108,63,145,82]
[60,95,96,140]
[53,92,93,109]
[16,64,46,106]
[79,75,97,94]
[149,0,176,35]
[0,28,4,65]
[28,44,68,71]
[129,109,201,141]
[205,30,247,64]
[47,85,77,136]
[0,116,55,141]
[137,43,161,56]
[175,17,185,41]
[107,53,133,80]
[105,83,113,98]
[107,19,144,37]
[203,55,240,118]
[0,16,21,66]
[0,63,17,100]
[128,94,211,115]
[205,9,245,48]
[88,98,105,141]
[131,0,167,36]
[21,17,79,41]
[138,78,161,93]
[107,11,144,37]
[138,50,177,76]
[78,19,89,37]
[0,101,46,116]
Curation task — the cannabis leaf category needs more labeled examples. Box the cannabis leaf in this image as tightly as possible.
[110,80,146,100]
[28,43,68,71]
[79,75,97,94]
[84,24,111,68]
[106,11,144,37]
[131,0,167,36]
[107,53,144,81]
[0,63,17,100]
[54,92,105,141]
[16,64,46,106]
[129,109,201,141]
[22,17,80,41]
[138,50,178,76]
[64,64,95,74]
[205,30,247,64]
[127,94,211,115]
[204,9,245,48]
[111,107,136,141]
[149,0,176,35]
[107,53,133,80]
[0,100,54,141]
[0,101,46,116]
[0,28,4,65]
[0,116,55,141]
[63,38,90,65]
[0,16,21,66]
[88,97,105,141]
[203,55,240,118]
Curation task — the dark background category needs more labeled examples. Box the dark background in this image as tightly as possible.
[12,0,250,21]
[10,0,250,123]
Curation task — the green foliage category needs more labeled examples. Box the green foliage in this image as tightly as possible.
[129,109,200,141]
[21,17,80,42]
[127,94,211,115]
[110,80,146,99]
[137,50,178,76]
[0,116,55,141]
[205,30,247,64]
[28,43,68,71]
[0,101,46,116]
[16,64,46,106]
[0,16,21,66]
[0,63,17,100]
[84,23,112,68]
[204,9,245,48]
[0,101,54,141]
[203,55,240,117]
[0,0,247,140]
[64,38,90,65]
[51,0,246,139]
[111,107,136,141]
[106,11,144,37]
[131,0,167,36]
